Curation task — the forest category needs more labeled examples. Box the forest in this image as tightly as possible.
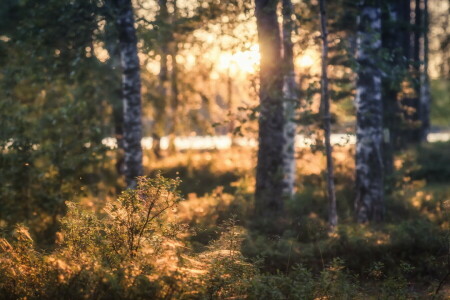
[0,0,449,299]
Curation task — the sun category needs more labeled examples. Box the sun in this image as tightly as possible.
[217,45,260,75]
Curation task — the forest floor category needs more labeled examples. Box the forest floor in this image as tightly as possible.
[140,143,450,298]
[2,143,450,299]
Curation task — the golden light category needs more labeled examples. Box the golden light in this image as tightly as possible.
[296,54,314,68]
[216,44,260,75]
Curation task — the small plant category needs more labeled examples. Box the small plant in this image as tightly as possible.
[0,174,188,299]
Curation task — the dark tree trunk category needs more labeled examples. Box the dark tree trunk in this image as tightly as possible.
[400,0,430,144]
[399,0,411,63]
[103,6,125,179]
[355,0,384,223]
[158,0,169,86]
[401,0,423,144]
[114,0,143,188]
[153,0,169,157]
[168,0,179,153]
[319,0,337,229]
[419,0,430,142]
[254,0,285,217]
[381,0,403,178]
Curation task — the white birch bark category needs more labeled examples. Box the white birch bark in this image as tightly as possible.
[355,1,384,223]
[281,0,297,197]
[114,0,143,188]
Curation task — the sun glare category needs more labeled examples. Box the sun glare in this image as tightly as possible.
[217,44,260,75]
[296,54,314,68]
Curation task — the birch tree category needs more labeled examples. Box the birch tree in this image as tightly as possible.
[355,0,384,223]
[319,0,337,229]
[113,0,143,188]
[254,0,285,217]
[281,0,297,197]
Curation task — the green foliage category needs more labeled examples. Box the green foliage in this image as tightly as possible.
[0,169,448,299]
[0,0,115,241]
[0,175,185,299]
[62,174,183,264]
[431,79,450,127]
[407,141,450,183]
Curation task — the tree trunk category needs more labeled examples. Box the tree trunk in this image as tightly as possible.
[103,6,125,179]
[166,0,179,153]
[319,0,337,229]
[281,0,297,197]
[402,0,422,144]
[154,0,169,157]
[419,0,430,142]
[114,0,143,188]
[254,0,285,217]
[381,0,403,178]
[355,0,384,223]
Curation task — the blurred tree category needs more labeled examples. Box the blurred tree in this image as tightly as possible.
[354,0,384,223]
[103,0,125,178]
[0,0,110,242]
[381,0,409,177]
[398,0,431,145]
[254,0,285,218]
[169,0,180,152]
[153,0,169,157]
[319,0,337,229]
[419,0,431,142]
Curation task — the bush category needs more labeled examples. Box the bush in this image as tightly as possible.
[0,174,186,299]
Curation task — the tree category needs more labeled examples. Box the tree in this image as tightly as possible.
[0,0,109,242]
[254,0,285,218]
[319,0,337,229]
[381,0,407,178]
[419,0,431,142]
[169,0,180,152]
[354,0,384,223]
[113,0,143,188]
[104,1,126,179]
[281,0,297,197]
[154,0,170,157]
[399,0,431,145]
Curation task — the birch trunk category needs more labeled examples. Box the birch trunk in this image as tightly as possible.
[281,0,297,197]
[254,0,285,217]
[355,1,384,223]
[114,0,143,188]
[319,0,337,229]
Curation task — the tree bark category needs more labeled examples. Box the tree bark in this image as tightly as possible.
[168,0,179,153]
[114,0,143,188]
[319,0,337,229]
[419,0,430,142]
[381,0,403,178]
[355,0,384,223]
[254,0,285,217]
[154,0,169,156]
[281,0,297,197]
[103,5,125,179]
